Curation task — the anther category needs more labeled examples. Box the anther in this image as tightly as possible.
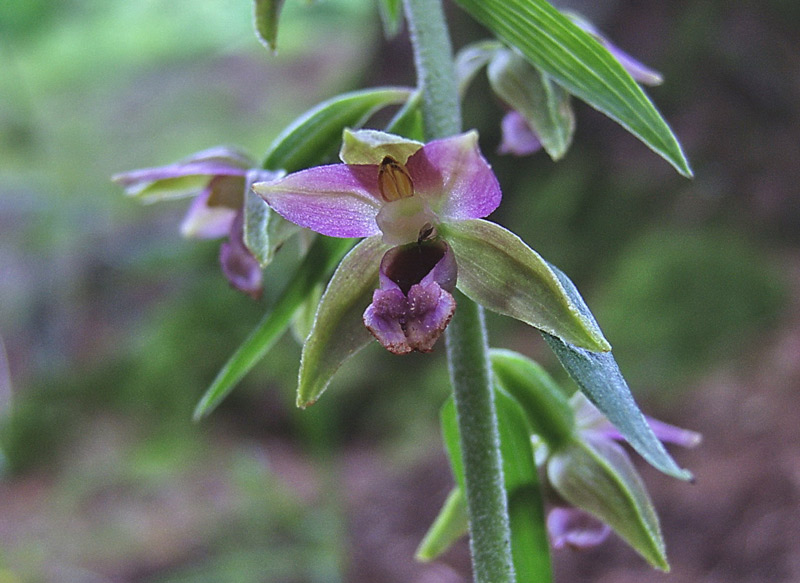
[378,156,415,202]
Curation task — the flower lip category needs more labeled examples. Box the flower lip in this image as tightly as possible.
[381,239,454,295]
[364,239,458,354]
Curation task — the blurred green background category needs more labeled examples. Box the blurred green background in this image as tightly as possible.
[1,0,798,581]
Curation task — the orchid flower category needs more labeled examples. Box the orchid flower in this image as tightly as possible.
[543,392,701,565]
[488,349,698,569]
[113,147,282,299]
[253,129,609,358]
[494,15,664,158]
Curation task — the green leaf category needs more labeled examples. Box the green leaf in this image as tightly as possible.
[384,91,425,141]
[243,182,298,267]
[440,219,610,352]
[262,87,414,173]
[496,388,553,583]
[487,48,574,160]
[453,0,692,176]
[415,487,469,562]
[439,392,553,582]
[548,437,668,570]
[440,397,464,490]
[193,236,355,420]
[297,236,388,408]
[253,0,286,53]
[490,349,575,449]
[377,0,404,38]
[542,263,692,481]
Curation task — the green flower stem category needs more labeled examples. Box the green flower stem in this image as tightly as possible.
[404,1,515,581]
[445,291,515,583]
[403,0,461,139]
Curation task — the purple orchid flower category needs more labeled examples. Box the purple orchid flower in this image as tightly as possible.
[254,129,609,362]
[498,15,663,158]
[254,130,499,354]
[545,392,701,556]
[113,147,281,299]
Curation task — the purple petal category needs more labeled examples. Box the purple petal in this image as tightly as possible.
[571,16,663,86]
[219,211,262,299]
[611,417,702,449]
[405,131,502,222]
[547,507,612,550]
[498,111,543,156]
[364,240,457,354]
[603,41,664,86]
[180,188,238,239]
[363,287,415,354]
[112,162,249,189]
[253,164,383,238]
[573,393,701,449]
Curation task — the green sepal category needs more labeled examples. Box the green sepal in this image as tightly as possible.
[253,0,285,53]
[487,48,575,160]
[440,219,610,352]
[415,487,469,562]
[192,236,355,420]
[548,436,669,571]
[377,0,404,39]
[452,0,692,177]
[297,236,388,408]
[262,87,414,173]
[542,263,692,480]
[454,41,502,95]
[243,184,298,267]
[125,175,211,203]
[490,349,575,449]
[291,281,324,344]
[339,129,422,165]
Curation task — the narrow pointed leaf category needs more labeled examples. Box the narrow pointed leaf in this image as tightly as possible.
[263,87,413,173]
[440,219,610,352]
[548,437,668,570]
[487,48,574,160]
[377,0,404,38]
[490,349,575,449]
[297,236,388,407]
[385,90,425,141]
[253,0,285,53]
[453,0,692,176]
[496,388,553,583]
[440,397,464,489]
[416,487,469,562]
[193,236,355,420]
[542,264,692,480]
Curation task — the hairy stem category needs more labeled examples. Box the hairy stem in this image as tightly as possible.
[404,1,515,582]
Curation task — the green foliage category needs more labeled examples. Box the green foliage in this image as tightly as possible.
[453,0,692,176]
[193,236,356,420]
[595,229,787,392]
[543,264,692,481]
